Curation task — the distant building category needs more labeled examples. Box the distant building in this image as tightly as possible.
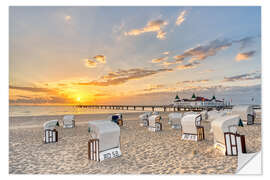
[173,93,225,108]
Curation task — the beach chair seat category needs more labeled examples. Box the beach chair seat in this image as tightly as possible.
[44,129,58,143]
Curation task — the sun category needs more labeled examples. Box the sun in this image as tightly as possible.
[76,97,81,102]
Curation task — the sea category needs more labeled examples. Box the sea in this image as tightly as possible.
[9,105,148,117]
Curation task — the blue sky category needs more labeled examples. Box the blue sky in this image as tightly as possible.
[9,6,261,105]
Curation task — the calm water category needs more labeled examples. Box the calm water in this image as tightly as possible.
[9,105,148,117]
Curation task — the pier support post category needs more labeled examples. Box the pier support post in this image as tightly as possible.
[164,107,166,112]
[142,107,144,111]
[134,106,136,110]
[152,107,154,111]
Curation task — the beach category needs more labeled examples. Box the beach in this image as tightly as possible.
[9,111,261,174]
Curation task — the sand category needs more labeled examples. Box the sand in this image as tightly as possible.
[9,111,261,174]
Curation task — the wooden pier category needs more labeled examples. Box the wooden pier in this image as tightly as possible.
[75,104,237,112]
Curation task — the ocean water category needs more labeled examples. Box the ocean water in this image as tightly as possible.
[9,105,148,117]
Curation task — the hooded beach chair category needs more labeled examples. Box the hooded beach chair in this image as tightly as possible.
[148,115,162,132]
[108,113,123,126]
[63,115,75,128]
[168,112,183,129]
[139,112,152,127]
[181,114,204,141]
[232,105,255,125]
[43,120,59,143]
[211,115,246,156]
[88,120,121,161]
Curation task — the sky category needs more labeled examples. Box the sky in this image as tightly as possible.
[9,6,261,105]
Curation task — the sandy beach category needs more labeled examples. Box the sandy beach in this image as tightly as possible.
[9,111,261,174]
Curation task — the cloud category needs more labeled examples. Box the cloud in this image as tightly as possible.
[58,83,67,87]
[77,68,173,86]
[177,79,209,84]
[84,54,106,68]
[9,85,56,93]
[125,19,168,40]
[223,72,261,82]
[151,57,168,63]
[161,59,183,67]
[233,36,255,50]
[174,39,232,63]
[156,30,166,40]
[177,61,200,70]
[94,93,108,97]
[84,59,97,68]
[235,51,256,61]
[143,84,165,92]
[93,55,106,63]
[162,51,170,55]
[97,84,261,105]
[176,10,187,26]
[65,15,71,22]
[10,96,71,104]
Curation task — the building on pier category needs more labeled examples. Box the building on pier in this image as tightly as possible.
[173,93,225,108]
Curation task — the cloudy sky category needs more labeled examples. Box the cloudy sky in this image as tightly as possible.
[9,6,261,105]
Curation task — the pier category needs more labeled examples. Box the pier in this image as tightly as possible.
[74,104,242,112]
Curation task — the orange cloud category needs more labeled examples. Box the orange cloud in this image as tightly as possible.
[235,51,256,61]
[176,10,187,26]
[151,57,168,63]
[125,19,168,40]
[85,59,97,68]
[94,55,106,63]
[77,68,173,86]
[177,62,199,70]
[174,39,232,63]
[65,15,71,22]
[162,51,170,55]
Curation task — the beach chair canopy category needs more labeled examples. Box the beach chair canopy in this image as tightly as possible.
[139,112,152,120]
[183,111,199,116]
[232,105,255,121]
[63,115,74,124]
[211,115,240,144]
[43,120,59,130]
[88,120,120,152]
[181,114,202,134]
[168,112,183,126]
[148,115,161,127]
